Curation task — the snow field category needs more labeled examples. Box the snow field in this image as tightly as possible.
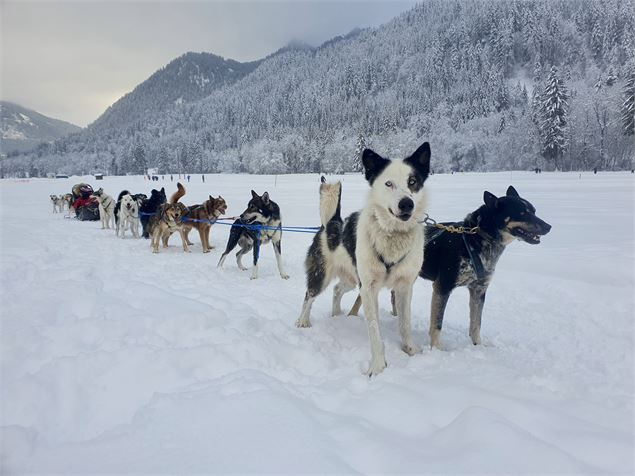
[1,172,633,473]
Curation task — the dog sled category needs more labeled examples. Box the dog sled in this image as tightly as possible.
[71,183,100,221]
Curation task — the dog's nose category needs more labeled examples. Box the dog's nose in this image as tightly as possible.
[398,197,414,214]
[543,222,552,234]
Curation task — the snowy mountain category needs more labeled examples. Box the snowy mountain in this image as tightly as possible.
[89,52,261,133]
[0,102,81,155]
[3,0,634,177]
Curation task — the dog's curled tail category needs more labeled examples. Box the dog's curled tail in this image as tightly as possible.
[318,178,342,226]
[170,182,186,204]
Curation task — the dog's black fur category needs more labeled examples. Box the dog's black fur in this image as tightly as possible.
[139,188,167,238]
[114,190,147,225]
[422,185,552,347]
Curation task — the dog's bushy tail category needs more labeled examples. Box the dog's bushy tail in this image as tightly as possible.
[170,183,186,204]
[318,177,342,226]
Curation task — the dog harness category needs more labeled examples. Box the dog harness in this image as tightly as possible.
[374,245,409,274]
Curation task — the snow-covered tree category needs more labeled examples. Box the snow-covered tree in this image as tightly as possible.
[539,66,569,170]
[622,69,635,136]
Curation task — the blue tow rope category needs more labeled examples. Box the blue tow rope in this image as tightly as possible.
[137,211,320,234]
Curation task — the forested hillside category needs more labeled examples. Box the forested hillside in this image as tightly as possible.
[3,0,633,177]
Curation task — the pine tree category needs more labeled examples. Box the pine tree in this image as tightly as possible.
[622,69,635,136]
[539,66,569,170]
[354,132,366,172]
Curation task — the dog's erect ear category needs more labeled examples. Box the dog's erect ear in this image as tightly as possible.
[251,190,259,200]
[161,188,165,194]
[320,176,326,183]
[506,185,519,198]
[262,192,270,204]
[362,149,391,184]
[484,191,498,209]
[209,195,213,202]
[404,142,431,178]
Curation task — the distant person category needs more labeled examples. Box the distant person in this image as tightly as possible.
[162,175,165,180]
[187,175,191,182]
[202,174,205,183]
[170,175,173,182]
[631,169,634,174]
[593,167,598,174]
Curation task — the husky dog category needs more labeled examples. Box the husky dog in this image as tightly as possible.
[61,193,74,211]
[139,187,167,238]
[91,188,115,229]
[349,186,552,349]
[148,183,190,253]
[179,195,228,252]
[50,195,63,213]
[297,143,431,376]
[217,190,289,280]
[117,193,140,238]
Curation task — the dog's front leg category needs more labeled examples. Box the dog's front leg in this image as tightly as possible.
[361,284,387,376]
[429,282,451,349]
[250,239,261,280]
[394,283,421,356]
[132,220,139,239]
[468,283,487,345]
[273,239,289,279]
[180,228,191,252]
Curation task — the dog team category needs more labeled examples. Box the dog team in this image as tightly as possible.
[50,141,552,376]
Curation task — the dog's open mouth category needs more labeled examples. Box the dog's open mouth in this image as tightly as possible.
[389,208,411,222]
[511,227,542,244]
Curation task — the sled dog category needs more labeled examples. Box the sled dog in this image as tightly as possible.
[91,188,115,229]
[217,190,289,280]
[116,193,140,238]
[349,186,552,349]
[61,193,73,211]
[50,195,63,213]
[297,143,431,376]
[179,195,228,252]
[140,187,167,238]
[148,183,190,253]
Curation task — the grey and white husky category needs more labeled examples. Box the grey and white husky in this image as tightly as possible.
[91,188,115,229]
[297,143,431,376]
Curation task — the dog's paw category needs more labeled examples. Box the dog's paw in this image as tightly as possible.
[239,265,248,271]
[280,273,290,280]
[203,249,210,254]
[401,342,422,356]
[295,318,312,328]
[152,249,159,254]
[366,358,387,377]
[470,333,482,346]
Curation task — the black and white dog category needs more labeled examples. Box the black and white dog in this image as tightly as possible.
[297,143,431,376]
[217,190,289,280]
[114,190,144,238]
[349,186,552,349]
[139,187,167,238]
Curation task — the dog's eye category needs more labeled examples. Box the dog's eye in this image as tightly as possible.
[385,181,392,187]
[408,177,417,187]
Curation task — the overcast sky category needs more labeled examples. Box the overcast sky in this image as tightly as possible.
[1,1,417,127]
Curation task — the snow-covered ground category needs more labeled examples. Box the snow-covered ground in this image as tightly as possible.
[1,172,633,474]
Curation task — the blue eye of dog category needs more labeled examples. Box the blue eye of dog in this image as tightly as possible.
[408,177,416,186]
[385,181,392,187]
